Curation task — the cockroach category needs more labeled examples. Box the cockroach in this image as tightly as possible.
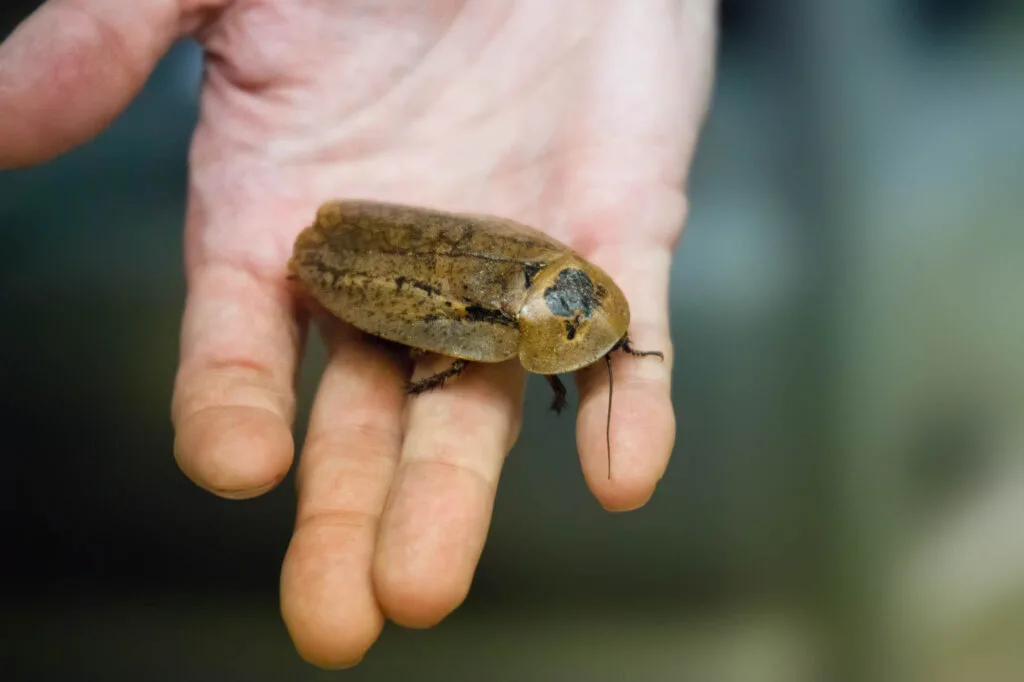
[287,200,663,478]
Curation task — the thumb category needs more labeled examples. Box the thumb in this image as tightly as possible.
[0,0,198,169]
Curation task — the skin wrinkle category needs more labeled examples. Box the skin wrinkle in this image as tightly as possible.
[287,7,498,159]
[181,263,301,356]
[354,3,487,126]
[403,409,518,475]
[200,355,285,383]
[172,403,292,498]
[292,318,406,522]
[294,508,380,534]
[300,423,402,474]
[398,456,500,497]
[405,386,522,452]
[403,426,521,479]
[376,462,494,590]
[194,4,591,168]
[190,232,302,283]
[413,3,583,134]
[172,262,302,439]
[296,408,401,506]
[172,378,294,426]
[196,3,467,156]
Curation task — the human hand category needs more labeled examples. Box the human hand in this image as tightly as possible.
[0,0,717,667]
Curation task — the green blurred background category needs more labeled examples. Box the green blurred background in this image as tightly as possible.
[2,1,1022,680]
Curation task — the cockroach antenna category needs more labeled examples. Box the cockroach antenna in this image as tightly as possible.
[605,353,614,479]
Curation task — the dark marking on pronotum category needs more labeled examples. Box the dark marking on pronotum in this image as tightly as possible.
[523,261,544,288]
[564,319,577,340]
[464,304,518,327]
[543,268,600,319]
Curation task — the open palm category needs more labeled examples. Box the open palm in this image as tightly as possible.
[1,0,716,668]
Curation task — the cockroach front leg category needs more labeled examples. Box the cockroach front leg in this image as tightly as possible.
[616,335,664,360]
[545,375,568,414]
[407,359,469,395]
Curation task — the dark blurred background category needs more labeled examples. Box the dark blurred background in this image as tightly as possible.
[2,1,1022,680]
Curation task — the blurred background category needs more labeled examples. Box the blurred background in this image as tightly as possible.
[2,1,1022,680]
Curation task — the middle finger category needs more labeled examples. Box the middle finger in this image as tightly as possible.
[373,354,526,627]
[280,319,406,668]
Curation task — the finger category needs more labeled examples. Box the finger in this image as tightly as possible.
[280,320,406,669]
[575,241,676,511]
[171,262,304,499]
[0,0,186,168]
[373,355,525,628]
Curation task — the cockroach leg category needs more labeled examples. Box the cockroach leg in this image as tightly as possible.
[545,375,568,414]
[617,335,664,360]
[406,358,468,395]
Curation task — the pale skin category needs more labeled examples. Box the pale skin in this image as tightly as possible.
[0,0,717,669]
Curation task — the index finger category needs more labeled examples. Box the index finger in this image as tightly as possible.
[171,260,305,498]
[0,0,185,168]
